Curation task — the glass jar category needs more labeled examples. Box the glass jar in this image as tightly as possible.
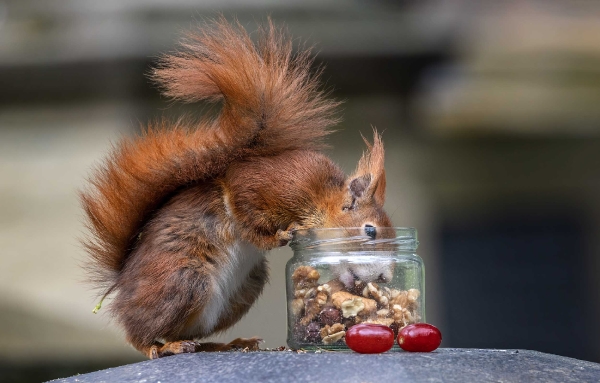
[286,227,424,350]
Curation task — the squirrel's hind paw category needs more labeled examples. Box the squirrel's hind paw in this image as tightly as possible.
[225,336,263,351]
[148,340,197,359]
[194,336,263,352]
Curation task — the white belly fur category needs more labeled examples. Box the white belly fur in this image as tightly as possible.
[196,239,265,336]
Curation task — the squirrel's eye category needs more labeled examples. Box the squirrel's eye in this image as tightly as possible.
[342,198,357,212]
[364,224,376,239]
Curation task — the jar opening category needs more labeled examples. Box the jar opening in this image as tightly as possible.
[290,227,418,251]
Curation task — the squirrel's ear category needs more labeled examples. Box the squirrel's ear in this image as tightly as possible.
[347,130,386,206]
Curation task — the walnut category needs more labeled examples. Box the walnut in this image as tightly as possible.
[316,291,328,306]
[314,283,331,306]
[365,282,389,308]
[407,288,420,310]
[295,287,316,299]
[319,326,330,339]
[361,317,394,327]
[407,288,420,302]
[331,291,377,318]
[389,290,408,308]
[292,266,320,289]
[291,298,304,317]
[341,298,366,318]
[320,322,345,338]
[317,283,331,294]
[320,323,346,345]
[324,279,346,295]
[391,304,405,325]
[331,291,354,308]
[376,309,390,317]
[349,280,367,296]
[404,310,414,323]
[391,304,417,327]
[290,266,422,347]
[322,330,345,345]
[300,298,323,326]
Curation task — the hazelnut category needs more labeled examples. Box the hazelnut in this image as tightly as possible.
[319,307,342,326]
[305,322,321,343]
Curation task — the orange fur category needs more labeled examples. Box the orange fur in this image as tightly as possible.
[80,18,391,359]
[81,18,339,290]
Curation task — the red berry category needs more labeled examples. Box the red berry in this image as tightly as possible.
[397,323,442,352]
[345,324,394,354]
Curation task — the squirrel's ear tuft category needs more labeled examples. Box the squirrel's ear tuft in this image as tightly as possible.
[347,130,386,206]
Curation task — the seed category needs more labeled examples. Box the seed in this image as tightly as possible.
[397,323,442,352]
[345,324,394,354]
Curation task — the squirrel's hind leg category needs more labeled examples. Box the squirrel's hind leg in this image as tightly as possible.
[194,337,263,352]
[140,337,262,358]
[142,340,197,359]
[135,337,262,359]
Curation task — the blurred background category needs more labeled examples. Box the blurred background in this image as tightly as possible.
[2,0,600,381]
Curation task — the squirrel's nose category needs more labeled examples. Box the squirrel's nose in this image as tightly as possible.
[364,224,376,239]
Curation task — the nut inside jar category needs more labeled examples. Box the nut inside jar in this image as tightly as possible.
[290,265,421,347]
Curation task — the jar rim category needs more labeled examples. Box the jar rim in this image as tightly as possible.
[290,227,418,251]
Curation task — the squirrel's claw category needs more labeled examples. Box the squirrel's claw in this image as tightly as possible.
[276,222,303,246]
[148,340,197,359]
[276,229,294,246]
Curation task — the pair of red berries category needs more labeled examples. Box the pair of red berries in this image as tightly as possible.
[345,323,442,354]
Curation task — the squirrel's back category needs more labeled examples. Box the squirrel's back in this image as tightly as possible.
[80,18,340,294]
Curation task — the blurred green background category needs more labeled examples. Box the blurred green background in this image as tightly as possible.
[2,0,600,381]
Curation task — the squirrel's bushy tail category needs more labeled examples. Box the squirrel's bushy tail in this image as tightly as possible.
[152,17,340,154]
[81,18,340,294]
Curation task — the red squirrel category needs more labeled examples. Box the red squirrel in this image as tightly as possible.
[81,18,392,359]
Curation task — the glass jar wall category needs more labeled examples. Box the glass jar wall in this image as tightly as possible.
[286,227,424,350]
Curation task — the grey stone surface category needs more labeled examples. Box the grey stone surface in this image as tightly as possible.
[51,349,600,383]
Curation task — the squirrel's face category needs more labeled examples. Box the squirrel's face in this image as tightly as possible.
[325,194,395,288]
[323,131,392,233]
[322,132,395,288]
[324,190,395,287]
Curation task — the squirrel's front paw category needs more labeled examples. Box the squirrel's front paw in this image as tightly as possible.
[276,229,294,246]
